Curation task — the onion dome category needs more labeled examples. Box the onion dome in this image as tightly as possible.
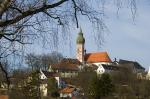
[76,28,85,44]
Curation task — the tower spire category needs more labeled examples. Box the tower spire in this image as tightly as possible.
[76,29,85,63]
[76,28,85,44]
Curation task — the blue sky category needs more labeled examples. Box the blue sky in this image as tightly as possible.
[73,0,150,70]
[103,0,150,70]
[26,0,150,70]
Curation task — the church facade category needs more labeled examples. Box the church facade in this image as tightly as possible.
[76,29,116,74]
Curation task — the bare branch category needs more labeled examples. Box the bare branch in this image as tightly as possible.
[43,11,63,25]
[72,0,79,28]
[0,0,68,27]
[9,6,23,14]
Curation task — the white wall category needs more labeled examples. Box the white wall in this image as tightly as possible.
[92,62,110,75]
[40,84,48,96]
[55,77,60,88]
[93,62,111,66]
[96,65,105,74]
[60,72,78,78]
[60,93,72,98]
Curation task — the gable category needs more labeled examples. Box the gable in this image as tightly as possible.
[40,70,47,79]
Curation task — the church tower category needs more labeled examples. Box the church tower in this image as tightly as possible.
[76,28,85,63]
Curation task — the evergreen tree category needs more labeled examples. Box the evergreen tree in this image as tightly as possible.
[47,77,59,98]
[89,73,114,99]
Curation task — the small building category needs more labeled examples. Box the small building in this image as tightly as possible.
[59,86,79,98]
[49,58,82,78]
[97,64,120,74]
[119,59,145,73]
[39,70,60,96]
[40,70,60,87]
[84,52,114,74]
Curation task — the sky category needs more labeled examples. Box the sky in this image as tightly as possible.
[26,0,150,70]
[103,0,150,70]
[98,0,150,70]
[73,0,150,70]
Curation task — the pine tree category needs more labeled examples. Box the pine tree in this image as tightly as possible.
[89,73,114,99]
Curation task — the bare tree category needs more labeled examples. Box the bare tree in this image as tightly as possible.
[0,0,137,92]
[0,59,10,89]
[0,0,137,45]
[25,52,63,70]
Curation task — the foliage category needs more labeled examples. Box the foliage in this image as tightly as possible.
[88,73,114,99]
[47,77,59,98]
[71,68,97,97]
[9,88,26,99]
[22,71,40,99]
[143,80,150,98]
[8,70,40,99]
[111,65,150,99]
[100,73,115,96]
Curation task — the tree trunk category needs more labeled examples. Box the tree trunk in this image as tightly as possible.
[0,61,10,90]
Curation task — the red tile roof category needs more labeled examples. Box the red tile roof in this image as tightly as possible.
[0,95,8,99]
[51,63,79,71]
[61,58,81,65]
[84,52,112,63]
[50,58,80,71]
[59,86,75,93]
